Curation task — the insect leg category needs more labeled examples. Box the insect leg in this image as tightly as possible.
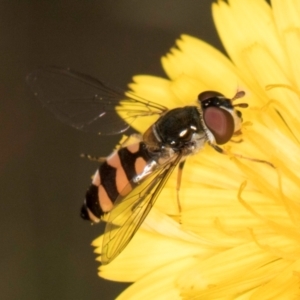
[229,138,243,143]
[80,134,143,163]
[209,142,275,168]
[80,153,106,162]
[176,160,186,215]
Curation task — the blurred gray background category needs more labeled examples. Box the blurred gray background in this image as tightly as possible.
[0,1,221,299]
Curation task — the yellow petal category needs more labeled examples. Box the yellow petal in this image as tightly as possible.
[94,209,219,282]
[213,0,290,87]
[93,1,300,298]
[272,0,300,89]
[117,257,198,300]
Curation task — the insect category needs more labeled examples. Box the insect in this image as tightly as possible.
[27,67,249,264]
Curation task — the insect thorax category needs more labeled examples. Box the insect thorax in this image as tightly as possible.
[143,106,208,158]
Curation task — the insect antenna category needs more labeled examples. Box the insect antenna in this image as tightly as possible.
[231,90,249,108]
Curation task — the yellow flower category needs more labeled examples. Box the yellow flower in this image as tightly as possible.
[93,0,300,298]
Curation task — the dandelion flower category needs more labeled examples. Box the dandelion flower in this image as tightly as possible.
[93,0,300,298]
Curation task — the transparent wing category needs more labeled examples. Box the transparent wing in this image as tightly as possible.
[26,67,168,135]
[101,153,183,264]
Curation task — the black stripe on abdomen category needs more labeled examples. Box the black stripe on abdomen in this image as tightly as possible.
[81,184,104,219]
[119,142,152,181]
[99,161,119,203]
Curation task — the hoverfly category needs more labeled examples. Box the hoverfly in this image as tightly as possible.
[27,67,249,264]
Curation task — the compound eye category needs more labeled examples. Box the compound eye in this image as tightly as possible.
[203,107,234,145]
[198,90,224,102]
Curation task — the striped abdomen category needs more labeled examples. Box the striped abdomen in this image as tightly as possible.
[81,142,153,223]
